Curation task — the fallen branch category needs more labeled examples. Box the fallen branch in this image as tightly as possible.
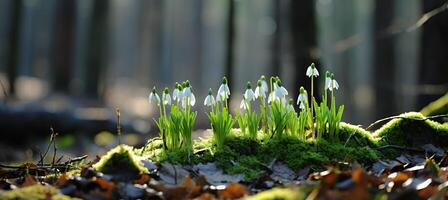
[366,114,448,131]
[376,145,424,153]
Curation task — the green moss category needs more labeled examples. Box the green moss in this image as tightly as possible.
[373,112,448,147]
[139,113,448,180]
[0,184,78,200]
[338,122,379,147]
[421,92,448,122]
[141,129,380,180]
[93,144,148,175]
[244,187,304,200]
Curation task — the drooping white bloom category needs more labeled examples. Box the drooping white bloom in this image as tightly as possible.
[287,99,295,112]
[149,88,161,106]
[239,98,247,110]
[254,80,266,99]
[243,82,255,101]
[254,86,265,99]
[267,92,276,103]
[296,87,307,105]
[244,89,255,101]
[259,76,268,94]
[204,95,215,107]
[217,84,230,100]
[330,79,339,91]
[296,93,306,105]
[172,88,180,101]
[181,82,195,107]
[274,83,288,99]
[183,86,192,98]
[299,101,306,110]
[328,74,339,91]
[325,76,332,90]
[306,63,319,77]
[217,77,231,101]
[163,93,171,105]
[204,89,215,107]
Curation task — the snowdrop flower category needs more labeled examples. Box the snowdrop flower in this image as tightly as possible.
[217,77,230,101]
[267,92,276,103]
[181,81,195,107]
[149,87,161,106]
[299,101,306,110]
[328,74,339,91]
[259,75,268,94]
[172,82,181,101]
[240,97,247,110]
[288,98,295,112]
[163,88,171,106]
[296,87,307,105]
[273,80,288,99]
[254,80,266,99]
[306,63,319,77]
[325,71,332,91]
[204,88,215,107]
[244,82,255,101]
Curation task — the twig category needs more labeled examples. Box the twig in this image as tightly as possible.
[376,145,424,153]
[51,131,59,168]
[366,114,448,131]
[407,1,448,32]
[38,127,57,166]
[116,108,122,145]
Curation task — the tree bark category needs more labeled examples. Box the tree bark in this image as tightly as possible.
[5,0,23,96]
[290,0,318,95]
[373,0,396,118]
[83,0,109,99]
[50,0,76,92]
[418,0,448,107]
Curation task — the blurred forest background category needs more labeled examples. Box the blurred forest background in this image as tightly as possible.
[0,0,447,160]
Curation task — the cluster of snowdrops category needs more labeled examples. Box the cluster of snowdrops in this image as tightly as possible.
[148,63,344,153]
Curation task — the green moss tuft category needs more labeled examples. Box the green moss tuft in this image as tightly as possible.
[373,112,448,147]
[0,184,78,200]
[338,122,378,147]
[93,144,148,175]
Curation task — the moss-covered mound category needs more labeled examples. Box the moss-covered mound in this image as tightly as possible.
[137,112,448,180]
[421,92,448,123]
[0,184,78,200]
[421,92,448,116]
[93,144,148,176]
[373,112,448,147]
[140,130,380,180]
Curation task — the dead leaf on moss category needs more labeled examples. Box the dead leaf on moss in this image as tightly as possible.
[218,182,248,199]
[20,175,37,187]
[133,174,151,185]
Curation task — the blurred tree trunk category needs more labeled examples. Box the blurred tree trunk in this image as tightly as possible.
[373,0,396,118]
[271,0,281,76]
[5,0,22,96]
[290,0,318,95]
[418,0,448,107]
[83,0,109,99]
[225,0,235,90]
[51,0,76,92]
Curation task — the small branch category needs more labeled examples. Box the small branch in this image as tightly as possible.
[366,114,448,131]
[38,127,57,166]
[116,108,122,145]
[407,1,448,32]
[376,145,424,153]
